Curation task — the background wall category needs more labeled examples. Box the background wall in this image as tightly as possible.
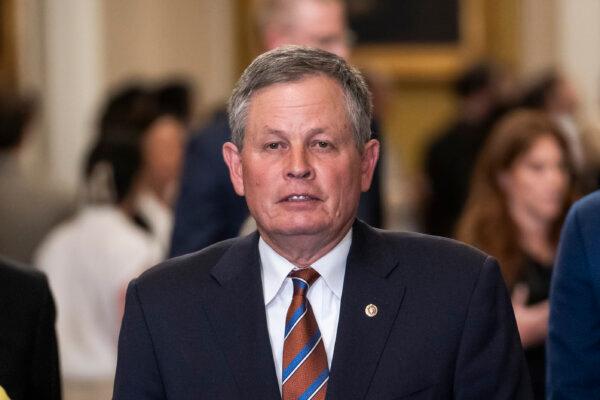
[5,0,600,194]
[12,0,236,192]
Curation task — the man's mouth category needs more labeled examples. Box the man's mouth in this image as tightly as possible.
[281,194,320,202]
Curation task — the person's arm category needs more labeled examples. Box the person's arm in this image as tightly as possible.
[113,281,166,400]
[547,205,600,398]
[453,257,533,399]
[29,275,61,400]
[511,285,549,348]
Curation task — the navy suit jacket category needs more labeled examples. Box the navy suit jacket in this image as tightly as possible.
[0,258,61,400]
[548,190,600,398]
[170,110,249,257]
[115,221,531,399]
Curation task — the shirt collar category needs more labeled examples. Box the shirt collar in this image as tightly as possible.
[259,229,352,306]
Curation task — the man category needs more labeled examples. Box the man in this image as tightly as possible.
[0,257,61,400]
[547,190,600,398]
[170,0,383,257]
[114,46,531,399]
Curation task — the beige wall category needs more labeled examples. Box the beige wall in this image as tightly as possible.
[13,0,237,191]
[103,0,236,113]
[9,0,600,192]
[555,0,600,126]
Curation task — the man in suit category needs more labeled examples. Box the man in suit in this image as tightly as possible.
[0,258,61,400]
[114,46,531,399]
[547,190,600,398]
[170,0,383,257]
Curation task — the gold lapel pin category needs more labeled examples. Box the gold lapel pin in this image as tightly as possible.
[365,303,378,317]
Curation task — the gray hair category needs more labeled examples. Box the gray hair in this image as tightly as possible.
[227,45,372,150]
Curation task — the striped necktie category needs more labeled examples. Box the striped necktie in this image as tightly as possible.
[282,267,329,400]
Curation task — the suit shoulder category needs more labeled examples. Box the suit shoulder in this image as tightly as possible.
[571,190,600,218]
[0,258,48,291]
[0,259,51,310]
[372,229,492,285]
[381,230,488,263]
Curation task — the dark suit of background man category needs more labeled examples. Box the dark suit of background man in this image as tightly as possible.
[548,190,600,398]
[0,258,61,400]
[170,0,383,257]
[114,46,532,399]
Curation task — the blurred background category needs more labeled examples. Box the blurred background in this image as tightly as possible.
[1,0,599,198]
[1,1,600,398]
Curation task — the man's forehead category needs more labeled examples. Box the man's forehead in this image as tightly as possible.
[248,76,346,114]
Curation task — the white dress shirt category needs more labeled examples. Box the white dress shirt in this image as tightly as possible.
[259,229,351,390]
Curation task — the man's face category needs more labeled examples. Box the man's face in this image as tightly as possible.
[223,75,378,247]
[267,0,350,59]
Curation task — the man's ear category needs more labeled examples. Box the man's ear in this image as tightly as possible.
[222,142,245,196]
[360,139,380,192]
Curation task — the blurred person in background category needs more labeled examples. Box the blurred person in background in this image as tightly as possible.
[0,256,61,400]
[521,70,599,190]
[456,110,578,400]
[155,79,194,128]
[547,190,600,398]
[0,93,74,264]
[170,0,385,257]
[35,87,185,400]
[138,81,192,255]
[423,63,508,237]
[96,83,189,256]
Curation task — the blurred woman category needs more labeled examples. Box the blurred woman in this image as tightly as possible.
[35,88,185,400]
[456,109,577,399]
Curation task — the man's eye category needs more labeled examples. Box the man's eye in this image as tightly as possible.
[266,143,280,150]
[315,141,330,148]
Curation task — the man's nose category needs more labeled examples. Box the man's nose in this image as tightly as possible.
[286,148,313,179]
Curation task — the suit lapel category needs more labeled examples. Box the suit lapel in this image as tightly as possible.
[327,221,406,399]
[199,233,280,399]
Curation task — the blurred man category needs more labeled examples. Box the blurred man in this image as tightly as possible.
[548,190,600,398]
[115,46,531,399]
[0,257,61,400]
[170,0,383,257]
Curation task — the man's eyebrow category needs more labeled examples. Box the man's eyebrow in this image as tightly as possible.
[261,127,327,136]
[307,128,326,135]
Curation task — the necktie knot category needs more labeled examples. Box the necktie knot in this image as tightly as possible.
[290,267,320,297]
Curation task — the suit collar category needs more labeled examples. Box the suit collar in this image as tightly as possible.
[328,220,406,399]
[202,231,281,399]
[348,219,399,278]
[209,231,260,284]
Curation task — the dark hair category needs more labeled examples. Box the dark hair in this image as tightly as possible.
[456,109,578,287]
[155,80,193,124]
[520,71,559,109]
[97,84,150,137]
[86,85,172,203]
[0,94,36,150]
[454,63,493,98]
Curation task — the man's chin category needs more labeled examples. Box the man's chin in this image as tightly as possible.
[259,220,329,238]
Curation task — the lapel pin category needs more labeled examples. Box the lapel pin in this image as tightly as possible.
[365,303,378,317]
